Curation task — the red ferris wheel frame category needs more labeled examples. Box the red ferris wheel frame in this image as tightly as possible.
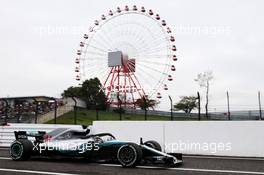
[75,5,178,107]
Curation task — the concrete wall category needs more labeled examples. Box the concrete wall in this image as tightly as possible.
[37,105,73,123]
[63,98,86,108]
[92,121,264,157]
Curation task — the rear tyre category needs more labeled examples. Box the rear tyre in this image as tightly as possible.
[144,140,162,151]
[10,139,33,160]
[117,143,142,167]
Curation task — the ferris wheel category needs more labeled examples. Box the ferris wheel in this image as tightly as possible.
[75,5,177,106]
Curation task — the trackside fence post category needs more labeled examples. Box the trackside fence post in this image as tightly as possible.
[143,97,147,120]
[168,95,173,121]
[71,97,77,124]
[33,98,39,124]
[227,91,231,120]
[258,91,262,120]
[197,92,201,121]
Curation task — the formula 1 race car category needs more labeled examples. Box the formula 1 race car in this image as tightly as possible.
[10,128,183,167]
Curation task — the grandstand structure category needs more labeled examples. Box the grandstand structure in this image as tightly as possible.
[0,96,63,124]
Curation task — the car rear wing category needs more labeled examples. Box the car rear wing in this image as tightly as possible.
[14,131,46,142]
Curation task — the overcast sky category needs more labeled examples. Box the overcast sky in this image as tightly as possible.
[0,0,263,111]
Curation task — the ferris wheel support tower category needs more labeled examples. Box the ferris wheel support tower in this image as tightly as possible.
[104,51,146,106]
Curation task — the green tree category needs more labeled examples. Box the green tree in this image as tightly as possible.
[174,96,198,113]
[61,86,81,98]
[62,78,107,110]
[81,78,106,110]
[135,97,159,110]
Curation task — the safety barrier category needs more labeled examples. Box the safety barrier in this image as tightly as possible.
[92,121,264,157]
[0,123,83,147]
[2,121,263,157]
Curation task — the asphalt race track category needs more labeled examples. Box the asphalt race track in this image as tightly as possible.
[0,148,264,175]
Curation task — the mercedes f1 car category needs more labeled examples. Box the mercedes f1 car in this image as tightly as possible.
[10,128,183,167]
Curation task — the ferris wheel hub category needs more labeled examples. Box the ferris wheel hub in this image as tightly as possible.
[108,51,128,67]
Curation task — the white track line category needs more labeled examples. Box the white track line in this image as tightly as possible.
[101,164,264,174]
[183,155,264,161]
[171,168,264,175]
[1,157,264,174]
[0,168,81,175]
[0,157,11,160]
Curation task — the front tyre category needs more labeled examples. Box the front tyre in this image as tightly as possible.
[10,140,33,160]
[117,143,142,167]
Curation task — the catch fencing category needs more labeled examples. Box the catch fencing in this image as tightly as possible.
[125,108,261,120]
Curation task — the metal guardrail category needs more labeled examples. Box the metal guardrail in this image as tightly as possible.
[0,123,83,147]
